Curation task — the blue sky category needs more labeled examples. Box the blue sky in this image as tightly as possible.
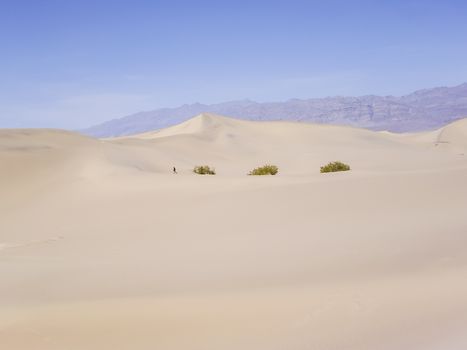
[1,0,467,128]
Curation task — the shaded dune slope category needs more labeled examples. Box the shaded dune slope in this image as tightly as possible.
[1,114,467,350]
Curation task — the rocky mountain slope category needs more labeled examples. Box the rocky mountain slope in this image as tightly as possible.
[81,83,467,137]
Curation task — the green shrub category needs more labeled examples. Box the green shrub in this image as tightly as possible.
[248,164,279,176]
[320,161,350,173]
[193,165,216,175]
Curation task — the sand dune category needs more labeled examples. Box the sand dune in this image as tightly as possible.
[436,118,467,153]
[1,114,467,349]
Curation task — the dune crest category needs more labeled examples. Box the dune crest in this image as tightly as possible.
[1,115,467,349]
[436,118,467,152]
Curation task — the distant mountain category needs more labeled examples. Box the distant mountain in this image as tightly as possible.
[81,83,467,137]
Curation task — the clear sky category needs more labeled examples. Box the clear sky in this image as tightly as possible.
[1,0,467,128]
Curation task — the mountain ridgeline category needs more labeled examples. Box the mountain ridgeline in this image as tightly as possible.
[81,83,467,137]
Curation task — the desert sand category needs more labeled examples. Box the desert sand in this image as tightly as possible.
[1,113,467,349]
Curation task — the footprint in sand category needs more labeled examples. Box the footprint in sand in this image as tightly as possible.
[0,236,64,252]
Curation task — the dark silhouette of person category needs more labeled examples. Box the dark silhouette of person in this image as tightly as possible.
[173,166,177,174]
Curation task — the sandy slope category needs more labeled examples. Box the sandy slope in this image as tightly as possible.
[1,114,467,350]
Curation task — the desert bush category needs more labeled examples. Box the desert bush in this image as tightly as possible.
[248,164,279,175]
[193,165,216,175]
[320,161,350,173]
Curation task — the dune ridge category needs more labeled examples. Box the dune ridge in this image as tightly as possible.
[1,114,467,349]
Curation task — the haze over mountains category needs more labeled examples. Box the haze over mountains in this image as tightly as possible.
[82,83,467,137]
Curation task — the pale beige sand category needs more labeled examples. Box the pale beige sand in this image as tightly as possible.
[1,114,467,349]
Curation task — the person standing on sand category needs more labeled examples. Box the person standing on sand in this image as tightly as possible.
[173,166,177,174]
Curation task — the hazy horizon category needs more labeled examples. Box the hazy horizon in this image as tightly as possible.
[1,0,467,129]
[2,3,467,348]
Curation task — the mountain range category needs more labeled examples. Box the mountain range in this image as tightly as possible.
[81,83,467,137]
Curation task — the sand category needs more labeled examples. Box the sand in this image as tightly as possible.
[1,113,467,349]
